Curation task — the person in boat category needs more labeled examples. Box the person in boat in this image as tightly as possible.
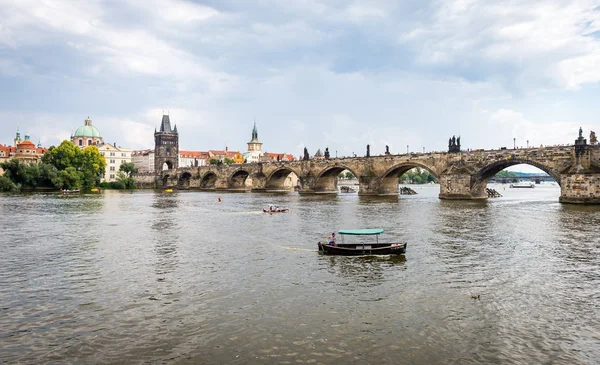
[269,205,275,212]
[327,232,336,246]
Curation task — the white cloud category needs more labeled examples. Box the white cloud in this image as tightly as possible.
[488,108,578,147]
[1,0,600,165]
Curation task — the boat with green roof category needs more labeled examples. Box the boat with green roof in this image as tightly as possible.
[317,228,407,256]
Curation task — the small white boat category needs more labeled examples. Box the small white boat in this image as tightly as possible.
[509,183,535,189]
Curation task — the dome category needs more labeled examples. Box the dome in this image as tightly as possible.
[17,140,36,149]
[73,118,102,138]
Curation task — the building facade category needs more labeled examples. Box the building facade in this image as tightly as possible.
[179,150,208,168]
[71,117,103,148]
[154,115,179,171]
[132,149,155,173]
[0,129,47,175]
[98,143,132,182]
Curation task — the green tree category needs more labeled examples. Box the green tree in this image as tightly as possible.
[209,158,219,165]
[60,167,82,190]
[119,162,138,177]
[115,171,135,189]
[41,141,81,170]
[0,175,18,192]
[345,171,355,179]
[223,158,234,165]
[79,146,106,190]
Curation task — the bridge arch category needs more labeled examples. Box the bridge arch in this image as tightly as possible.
[313,165,359,193]
[200,171,218,189]
[265,167,302,191]
[379,162,440,194]
[229,169,251,190]
[471,158,560,196]
[178,171,192,188]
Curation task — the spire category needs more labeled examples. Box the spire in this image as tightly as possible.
[160,114,173,133]
[173,124,178,134]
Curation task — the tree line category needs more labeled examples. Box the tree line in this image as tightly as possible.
[0,140,138,192]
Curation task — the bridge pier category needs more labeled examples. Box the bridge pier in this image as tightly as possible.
[439,173,486,200]
[559,171,600,204]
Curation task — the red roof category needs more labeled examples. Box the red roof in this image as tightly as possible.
[265,152,295,161]
[180,150,210,158]
[17,140,36,148]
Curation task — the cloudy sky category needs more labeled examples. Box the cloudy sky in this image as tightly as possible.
[1,0,599,161]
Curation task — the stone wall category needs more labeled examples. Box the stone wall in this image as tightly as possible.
[560,173,600,204]
[132,174,158,189]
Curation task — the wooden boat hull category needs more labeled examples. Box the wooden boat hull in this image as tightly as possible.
[318,242,406,255]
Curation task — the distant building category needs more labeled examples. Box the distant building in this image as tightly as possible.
[98,143,132,182]
[313,149,324,160]
[131,149,155,173]
[154,114,179,171]
[209,148,238,163]
[244,122,263,163]
[233,152,244,164]
[179,150,208,167]
[261,152,295,162]
[71,117,103,148]
[0,129,47,175]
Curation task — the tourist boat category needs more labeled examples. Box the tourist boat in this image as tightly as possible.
[509,183,535,188]
[62,189,80,194]
[318,228,407,256]
[263,205,289,213]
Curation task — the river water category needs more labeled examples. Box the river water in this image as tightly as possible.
[1,184,599,365]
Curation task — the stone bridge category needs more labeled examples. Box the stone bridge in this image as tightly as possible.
[135,144,600,204]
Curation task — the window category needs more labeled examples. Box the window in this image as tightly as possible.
[79,140,83,146]
[110,166,115,171]
[110,152,115,156]
[110,159,115,164]
[110,174,115,179]
[101,152,105,156]
[121,153,126,157]
[88,140,92,145]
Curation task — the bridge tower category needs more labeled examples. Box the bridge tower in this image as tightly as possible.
[154,114,179,172]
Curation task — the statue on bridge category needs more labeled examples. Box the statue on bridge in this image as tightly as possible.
[303,147,309,161]
[324,147,330,159]
[448,135,461,153]
[366,144,370,157]
[575,127,588,157]
[590,131,597,145]
[385,145,390,155]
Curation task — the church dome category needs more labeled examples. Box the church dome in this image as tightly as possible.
[17,140,36,149]
[73,118,102,138]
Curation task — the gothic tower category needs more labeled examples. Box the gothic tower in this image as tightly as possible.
[154,114,179,171]
[245,121,263,163]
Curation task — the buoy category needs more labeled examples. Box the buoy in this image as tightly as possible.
[165,189,173,193]
[90,188,99,193]
[218,197,221,202]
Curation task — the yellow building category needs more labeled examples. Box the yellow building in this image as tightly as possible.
[234,152,244,164]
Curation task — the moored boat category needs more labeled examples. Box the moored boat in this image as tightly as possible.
[318,228,406,256]
[62,189,80,194]
[509,183,535,188]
